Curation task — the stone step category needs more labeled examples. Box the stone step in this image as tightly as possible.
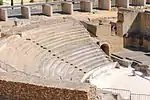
[46,36,89,50]
[29,23,84,40]
[24,20,78,37]
[75,55,108,69]
[35,29,86,45]
[68,48,103,62]
[32,25,84,42]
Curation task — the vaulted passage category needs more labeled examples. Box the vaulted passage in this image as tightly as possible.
[101,44,109,55]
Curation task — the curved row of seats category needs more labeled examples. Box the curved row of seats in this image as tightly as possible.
[0,18,112,82]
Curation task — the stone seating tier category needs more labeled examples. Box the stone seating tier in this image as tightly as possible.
[0,19,111,83]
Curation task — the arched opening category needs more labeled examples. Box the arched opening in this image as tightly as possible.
[101,44,109,55]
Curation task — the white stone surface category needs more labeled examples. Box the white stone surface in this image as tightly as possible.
[90,66,150,95]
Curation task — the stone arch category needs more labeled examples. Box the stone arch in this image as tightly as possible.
[100,43,110,55]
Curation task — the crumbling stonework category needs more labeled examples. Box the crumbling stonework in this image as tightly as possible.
[81,20,111,37]
[117,8,141,36]
[140,11,150,35]
[117,8,150,51]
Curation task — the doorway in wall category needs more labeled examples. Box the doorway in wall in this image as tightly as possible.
[101,44,109,55]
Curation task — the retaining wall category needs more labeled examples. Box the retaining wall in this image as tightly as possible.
[0,72,96,100]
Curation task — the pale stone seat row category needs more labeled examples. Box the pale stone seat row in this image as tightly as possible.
[34,27,87,45]
[57,44,96,58]
[24,20,79,37]
[0,19,112,82]
[7,38,108,73]
[25,22,84,41]
[42,34,89,48]
[30,19,110,79]
[31,32,89,51]
[38,29,108,77]
[0,36,89,79]
[32,25,84,41]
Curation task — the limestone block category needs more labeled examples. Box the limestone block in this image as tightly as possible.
[98,0,111,10]
[21,6,31,19]
[80,1,93,12]
[42,4,53,16]
[116,0,129,8]
[61,2,73,14]
[0,8,8,21]
[131,0,146,6]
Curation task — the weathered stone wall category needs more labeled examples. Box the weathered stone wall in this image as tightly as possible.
[116,21,123,36]
[117,8,150,51]
[118,8,150,36]
[81,21,111,37]
[140,12,150,36]
[117,8,141,36]
[0,72,95,100]
[124,36,150,51]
